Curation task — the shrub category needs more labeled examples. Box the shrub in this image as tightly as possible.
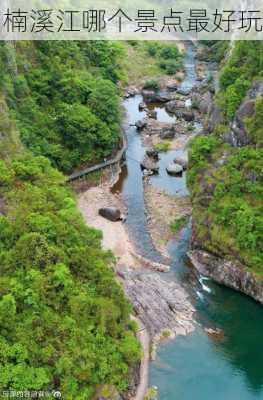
[143,79,160,92]
[154,141,171,152]
[170,216,189,233]
[159,44,180,59]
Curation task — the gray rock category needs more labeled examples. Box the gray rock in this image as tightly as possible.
[182,110,195,122]
[141,90,157,102]
[198,91,213,114]
[166,163,183,176]
[177,87,191,96]
[135,118,148,131]
[155,91,173,103]
[99,207,121,222]
[124,87,139,98]
[160,126,176,139]
[166,82,178,92]
[142,90,173,104]
[140,155,159,174]
[173,154,188,169]
[248,80,263,98]
[118,267,195,337]
[146,148,159,160]
[165,100,185,114]
[139,101,147,111]
[229,99,255,147]
[206,104,223,133]
[188,250,263,305]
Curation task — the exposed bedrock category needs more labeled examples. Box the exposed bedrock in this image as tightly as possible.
[117,267,195,338]
[188,250,263,305]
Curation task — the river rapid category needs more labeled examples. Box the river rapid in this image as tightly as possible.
[112,42,263,400]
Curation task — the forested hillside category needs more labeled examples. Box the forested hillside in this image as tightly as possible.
[188,41,263,276]
[0,41,124,173]
[0,41,140,399]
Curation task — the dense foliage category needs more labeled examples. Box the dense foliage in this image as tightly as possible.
[0,41,124,173]
[218,41,263,119]
[0,154,140,398]
[0,41,141,398]
[188,41,263,276]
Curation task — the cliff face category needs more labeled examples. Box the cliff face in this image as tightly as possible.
[188,250,263,305]
[187,41,263,304]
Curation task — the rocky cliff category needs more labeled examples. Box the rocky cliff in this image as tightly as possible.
[187,42,263,304]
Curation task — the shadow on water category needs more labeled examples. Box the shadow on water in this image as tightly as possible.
[112,41,263,399]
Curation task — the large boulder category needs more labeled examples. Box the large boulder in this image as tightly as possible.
[99,207,121,222]
[229,99,255,146]
[140,155,159,174]
[206,103,224,133]
[165,100,185,114]
[166,163,183,176]
[146,148,159,160]
[142,90,172,104]
[181,110,195,122]
[155,91,173,103]
[160,126,176,139]
[135,118,148,131]
[174,154,188,169]
[141,90,157,103]
[191,91,213,114]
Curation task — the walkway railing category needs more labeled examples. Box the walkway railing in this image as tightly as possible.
[66,134,127,182]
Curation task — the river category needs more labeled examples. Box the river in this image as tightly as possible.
[112,42,263,400]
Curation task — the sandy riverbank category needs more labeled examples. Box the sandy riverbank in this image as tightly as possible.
[144,183,191,257]
[78,185,139,270]
[78,184,151,400]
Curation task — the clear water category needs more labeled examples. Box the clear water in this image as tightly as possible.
[112,41,263,400]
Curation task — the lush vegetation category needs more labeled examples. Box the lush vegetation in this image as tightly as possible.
[0,153,140,398]
[170,216,189,233]
[0,41,125,173]
[188,41,263,276]
[154,141,171,152]
[120,41,183,85]
[217,41,263,119]
[0,41,141,398]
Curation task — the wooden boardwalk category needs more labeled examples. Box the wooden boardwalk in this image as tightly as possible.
[67,136,127,182]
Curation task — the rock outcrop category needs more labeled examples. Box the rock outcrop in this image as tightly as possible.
[165,100,185,114]
[142,90,173,104]
[140,155,159,174]
[118,267,195,338]
[135,119,148,131]
[160,125,176,139]
[188,250,263,305]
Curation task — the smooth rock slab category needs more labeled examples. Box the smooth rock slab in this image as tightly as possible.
[119,268,195,337]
